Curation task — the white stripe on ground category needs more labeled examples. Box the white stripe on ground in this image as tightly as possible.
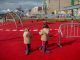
[54,29,58,30]
[29,30,31,31]
[0,29,3,30]
[33,29,38,31]
[0,29,54,32]
[50,29,52,30]
[5,29,10,31]
[12,29,17,31]
[19,29,24,31]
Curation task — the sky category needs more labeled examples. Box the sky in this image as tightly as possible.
[0,0,42,12]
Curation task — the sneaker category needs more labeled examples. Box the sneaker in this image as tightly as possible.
[44,50,50,54]
[25,50,30,55]
[39,46,42,50]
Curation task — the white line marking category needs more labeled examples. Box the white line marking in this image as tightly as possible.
[50,29,52,30]
[19,29,24,31]
[55,29,58,30]
[12,29,17,31]
[0,29,47,32]
[29,30,31,31]
[33,29,38,31]
[5,29,10,31]
[0,29,3,31]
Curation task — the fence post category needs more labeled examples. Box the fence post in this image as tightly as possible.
[58,27,62,48]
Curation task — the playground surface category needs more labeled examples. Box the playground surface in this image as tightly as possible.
[0,20,80,60]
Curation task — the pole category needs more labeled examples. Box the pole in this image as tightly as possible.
[43,0,47,15]
[43,0,48,21]
[71,0,75,26]
[71,0,74,6]
[59,0,60,11]
[58,0,60,18]
[71,0,74,16]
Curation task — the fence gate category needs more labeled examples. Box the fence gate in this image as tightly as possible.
[58,23,80,47]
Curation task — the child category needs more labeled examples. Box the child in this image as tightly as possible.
[39,24,50,53]
[23,28,32,55]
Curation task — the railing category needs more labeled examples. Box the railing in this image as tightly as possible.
[3,12,23,28]
[58,23,80,47]
[13,12,23,27]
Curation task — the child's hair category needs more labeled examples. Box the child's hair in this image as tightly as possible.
[24,28,29,32]
[42,23,49,28]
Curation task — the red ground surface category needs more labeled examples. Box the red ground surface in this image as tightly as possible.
[0,20,80,60]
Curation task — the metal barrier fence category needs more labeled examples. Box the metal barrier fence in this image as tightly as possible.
[58,23,80,47]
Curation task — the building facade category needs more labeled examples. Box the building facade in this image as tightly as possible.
[46,0,80,14]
